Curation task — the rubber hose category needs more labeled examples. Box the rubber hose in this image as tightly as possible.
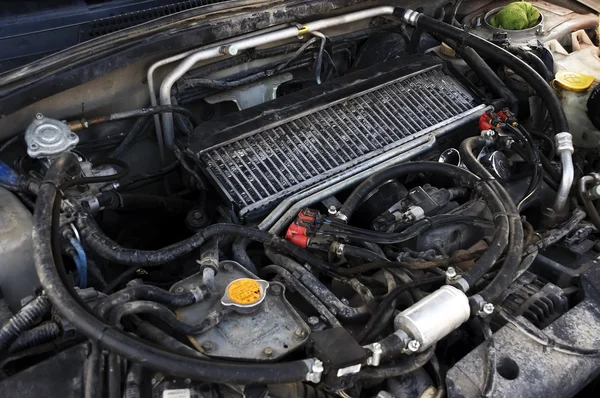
[0,295,51,351]
[357,347,435,380]
[95,285,198,319]
[7,322,61,353]
[458,46,519,115]
[33,153,312,384]
[76,213,339,274]
[393,8,568,134]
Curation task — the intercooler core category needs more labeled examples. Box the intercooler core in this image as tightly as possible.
[178,55,486,220]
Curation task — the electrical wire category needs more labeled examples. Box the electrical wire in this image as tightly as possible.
[69,237,88,288]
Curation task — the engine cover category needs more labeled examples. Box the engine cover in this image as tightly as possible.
[177,55,486,220]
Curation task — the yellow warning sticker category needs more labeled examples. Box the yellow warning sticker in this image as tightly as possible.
[227,278,263,305]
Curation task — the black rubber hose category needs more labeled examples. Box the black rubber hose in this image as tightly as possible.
[357,276,445,344]
[7,322,61,353]
[103,265,142,294]
[265,249,369,322]
[0,295,51,351]
[232,237,259,274]
[96,192,194,214]
[394,8,569,134]
[76,213,339,274]
[340,244,389,262]
[132,317,205,358]
[95,285,197,319]
[108,116,152,159]
[338,161,508,290]
[123,362,143,398]
[514,48,552,82]
[32,153,313,384]
[357,347,435,380]
[458,46,519,114]
[118,161,179,191]
[109,301,212,335]
[458,137,524,301]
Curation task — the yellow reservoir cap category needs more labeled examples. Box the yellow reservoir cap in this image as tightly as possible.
[223,278,268,306]
[554,70,595,92]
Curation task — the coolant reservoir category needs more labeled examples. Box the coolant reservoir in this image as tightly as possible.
[0,187,39,311]
[547,30,600,148]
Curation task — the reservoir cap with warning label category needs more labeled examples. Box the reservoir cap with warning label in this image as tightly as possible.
[221,278,269,310]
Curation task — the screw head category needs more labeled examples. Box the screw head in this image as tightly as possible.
[294,328,306,338]
[270,284,282,296]
[407,340,421,352]
[263,347,273,356]
[221,45,239,56]
[482,303,495,315]
[328,205,337,215]
[201,342,214,352]
[35,113,43,120]
[446,266,457,279]
[341,297,349,305]
[307,316,320,326]
[175,287,184,294]
[223,263,234,272]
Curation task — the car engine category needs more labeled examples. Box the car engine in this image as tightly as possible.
[0,0,599,397]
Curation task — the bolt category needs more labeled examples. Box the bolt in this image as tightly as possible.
[307,316,320,326]
[482,129,495,138]
[270,284,282,295]
[407,340,421,353]
[328,205,337,215]
[35,113,43,120]
[220,45,239,56]
[69,133,78,140]
[446,267,457,279]
[341,298,349,305]
[201,341,214,352]
[294,328,306,339]
[30,143,38,149]
[192,211,203,220]
[184,378,191,385]
[175,287,184,294]
[263,347,273,357]
[223,263,234,272]
[482,303,495,316]
[335,244,345,257]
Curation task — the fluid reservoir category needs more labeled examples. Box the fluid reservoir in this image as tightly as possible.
[0,187,39,311]
[547,30,600,148]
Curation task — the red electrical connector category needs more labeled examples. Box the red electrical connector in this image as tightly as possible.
[479,109,519,131]
[285,208,322,248]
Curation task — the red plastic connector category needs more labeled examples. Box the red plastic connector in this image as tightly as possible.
[479,111,502,131]
[297,208,319,224]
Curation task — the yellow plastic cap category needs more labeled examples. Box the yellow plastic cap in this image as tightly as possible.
[554,70,595,92]
[225,278,264,305]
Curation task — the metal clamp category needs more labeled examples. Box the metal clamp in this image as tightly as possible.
[305,359,324,383]
[364,342,383,367]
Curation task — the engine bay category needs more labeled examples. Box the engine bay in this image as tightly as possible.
[0,1,599,397]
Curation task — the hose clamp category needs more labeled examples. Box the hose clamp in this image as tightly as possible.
[305,359,324,383]
[403,9,420,25]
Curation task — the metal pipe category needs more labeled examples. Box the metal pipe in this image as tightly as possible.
[553,133,574,214]
[158,6,396,149]
[266,135,436,235]
[147,24,295,160]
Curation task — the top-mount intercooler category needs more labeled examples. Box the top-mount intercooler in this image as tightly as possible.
[177,55,487,220]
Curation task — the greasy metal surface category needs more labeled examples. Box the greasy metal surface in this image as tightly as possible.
[173,261,310,361]
[447,262,600,397]
[200,66,481,218]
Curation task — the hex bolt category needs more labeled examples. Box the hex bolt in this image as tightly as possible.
[307,316,320,326]
[223,263,234,272]
[263,347,273,357]
[270,284,282,296]
[482,303,495,316]
[328,205,337,215]
[35,113,43,120]
[446,267,457,279]
[201,342,214,352]
[294,328,306,339]
[220,45,239,56]
[407,340,421,352]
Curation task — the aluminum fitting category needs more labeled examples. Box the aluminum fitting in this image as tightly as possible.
[555,132,574,154]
